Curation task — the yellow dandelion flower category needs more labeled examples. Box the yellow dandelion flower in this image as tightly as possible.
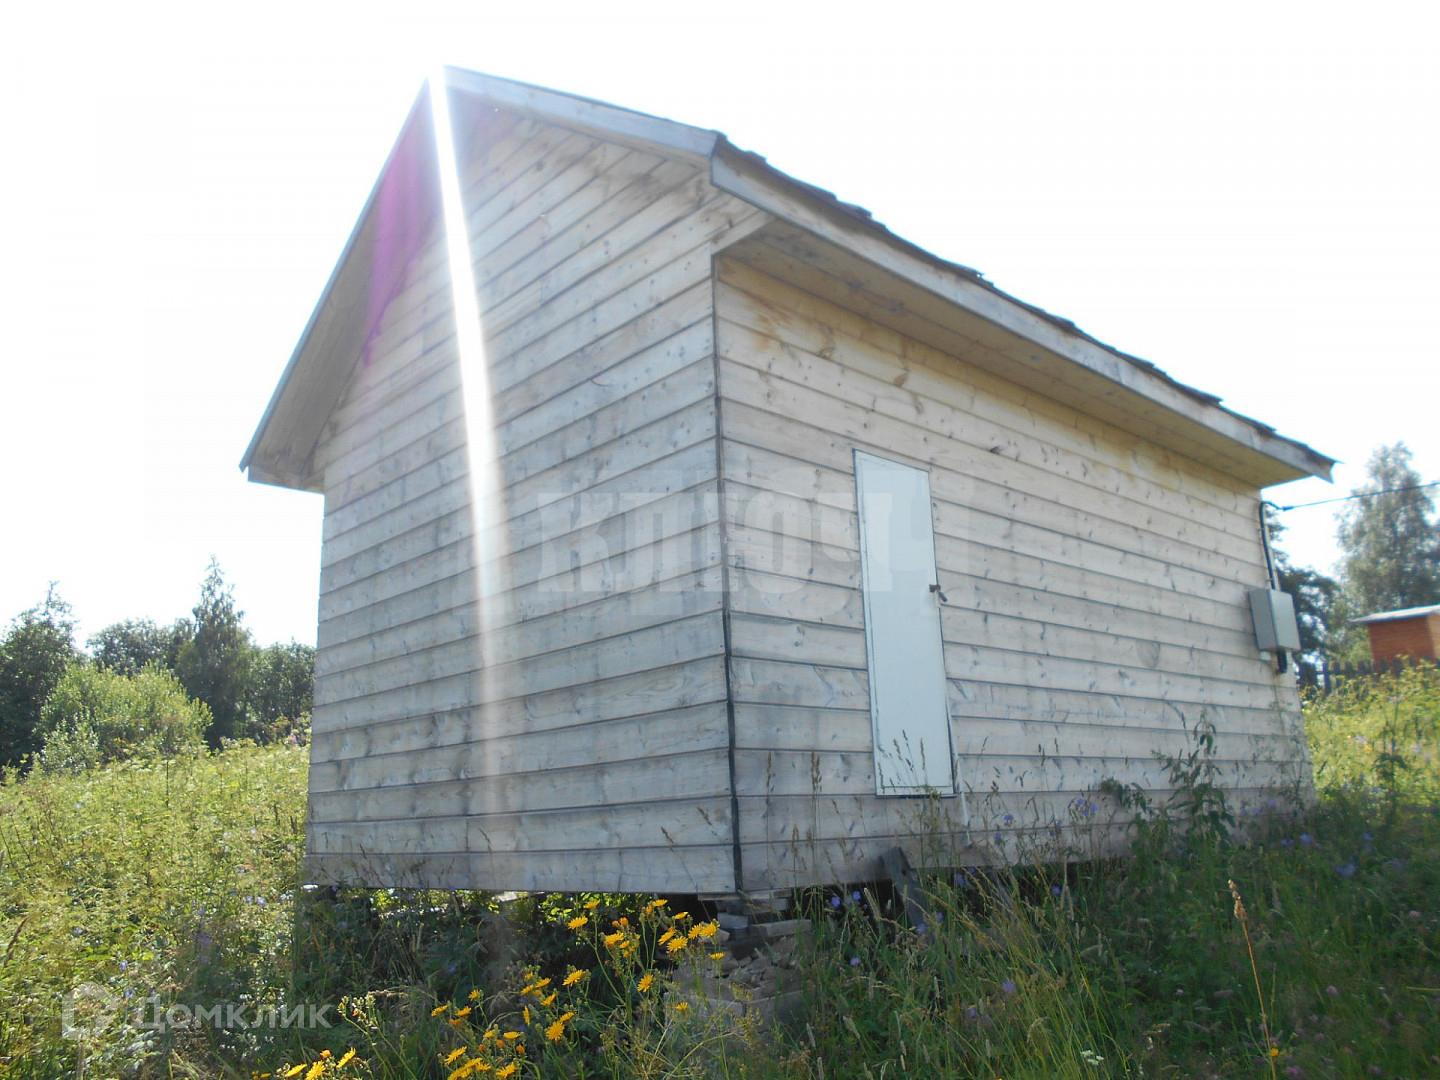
[674,911,690,921]
[468,988,482,1001]
[533,978,551,990]
[666,936,688,954]
[638,973,654,992]
[567,915,588,930]
[710,951,725,960]
[496,1065,517,1080]
[284,1067,305,1079]
[336,1050,356,1069]
[563,969,586,986]
[432,1003,451,1016]
[659,928,677,944]
[541,992,557,1006]
[503,1031,521,1040]
[446,1066,468,1080]
[559,1011,575,1023]
[482,1030,498,1042]
[305,1063,325,1080]
[522,1007,531,1026]
[1270,1048,1280,1058]
[320,1051,332,1060]
[694,920,719,940]
[647,899,667,910]
[472,1065,493,1075]
[454,1005,472,1019]
[545,1018,566,1042]
[603,932,624,948]
[444,1047,468,1065]
[583,898,600,909]
[672,1001,690,1013]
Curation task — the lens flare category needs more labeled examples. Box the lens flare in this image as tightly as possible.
[427,70,511,736]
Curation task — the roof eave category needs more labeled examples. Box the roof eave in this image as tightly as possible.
[707,140,1333,487]
[443,67,720,164]
[241,84,440,488]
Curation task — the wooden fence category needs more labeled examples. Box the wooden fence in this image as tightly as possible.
[1299,656,1438,695]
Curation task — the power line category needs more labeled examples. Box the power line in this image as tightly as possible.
[1268,480,1440,512]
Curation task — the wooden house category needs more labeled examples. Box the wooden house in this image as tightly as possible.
[243,69,1334,898]
[1353,604,1440,666]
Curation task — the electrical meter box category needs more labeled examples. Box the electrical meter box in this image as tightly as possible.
[1248,588,1302,652]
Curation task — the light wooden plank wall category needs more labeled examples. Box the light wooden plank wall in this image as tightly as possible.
[304,111,769,893]
[714,254,1308,891]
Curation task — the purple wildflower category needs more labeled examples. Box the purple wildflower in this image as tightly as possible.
[1001,980,1016,995]
[830,895,842,909]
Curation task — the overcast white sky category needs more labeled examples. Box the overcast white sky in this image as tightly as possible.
[2,0,1437,646]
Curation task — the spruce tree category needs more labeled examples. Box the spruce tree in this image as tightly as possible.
[174,559,254,746]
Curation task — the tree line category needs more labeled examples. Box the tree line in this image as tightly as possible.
[0,559,313,774]
[1274,441,1440,666]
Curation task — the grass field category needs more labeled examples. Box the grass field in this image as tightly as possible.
[2,667,1437,1079]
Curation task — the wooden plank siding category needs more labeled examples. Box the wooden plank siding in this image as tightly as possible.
[303,109,767,893]
[714,254,1308,891]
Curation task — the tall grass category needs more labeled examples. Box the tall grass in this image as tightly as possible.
[3,667,1438,1078]
[0,744,307,1077]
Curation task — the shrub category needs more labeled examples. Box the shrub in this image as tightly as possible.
[36,662,209,772]
[1305,661,1440,811]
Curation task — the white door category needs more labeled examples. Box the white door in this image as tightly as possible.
[854,451,955,795]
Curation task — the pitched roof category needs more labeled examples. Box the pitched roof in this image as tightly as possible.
[243,68,1335,491]
[1352,604,1440,625]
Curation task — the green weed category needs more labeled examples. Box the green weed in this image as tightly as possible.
[3,672,1439,1078]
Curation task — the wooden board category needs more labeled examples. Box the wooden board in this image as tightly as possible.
[712,251,1307,878]
[303,112,769,896]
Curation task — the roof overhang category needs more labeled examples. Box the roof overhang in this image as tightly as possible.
[1352,604,1440,625]
[706,145,1331,488]
[243,68,1334,492]
[241,85,442,491]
